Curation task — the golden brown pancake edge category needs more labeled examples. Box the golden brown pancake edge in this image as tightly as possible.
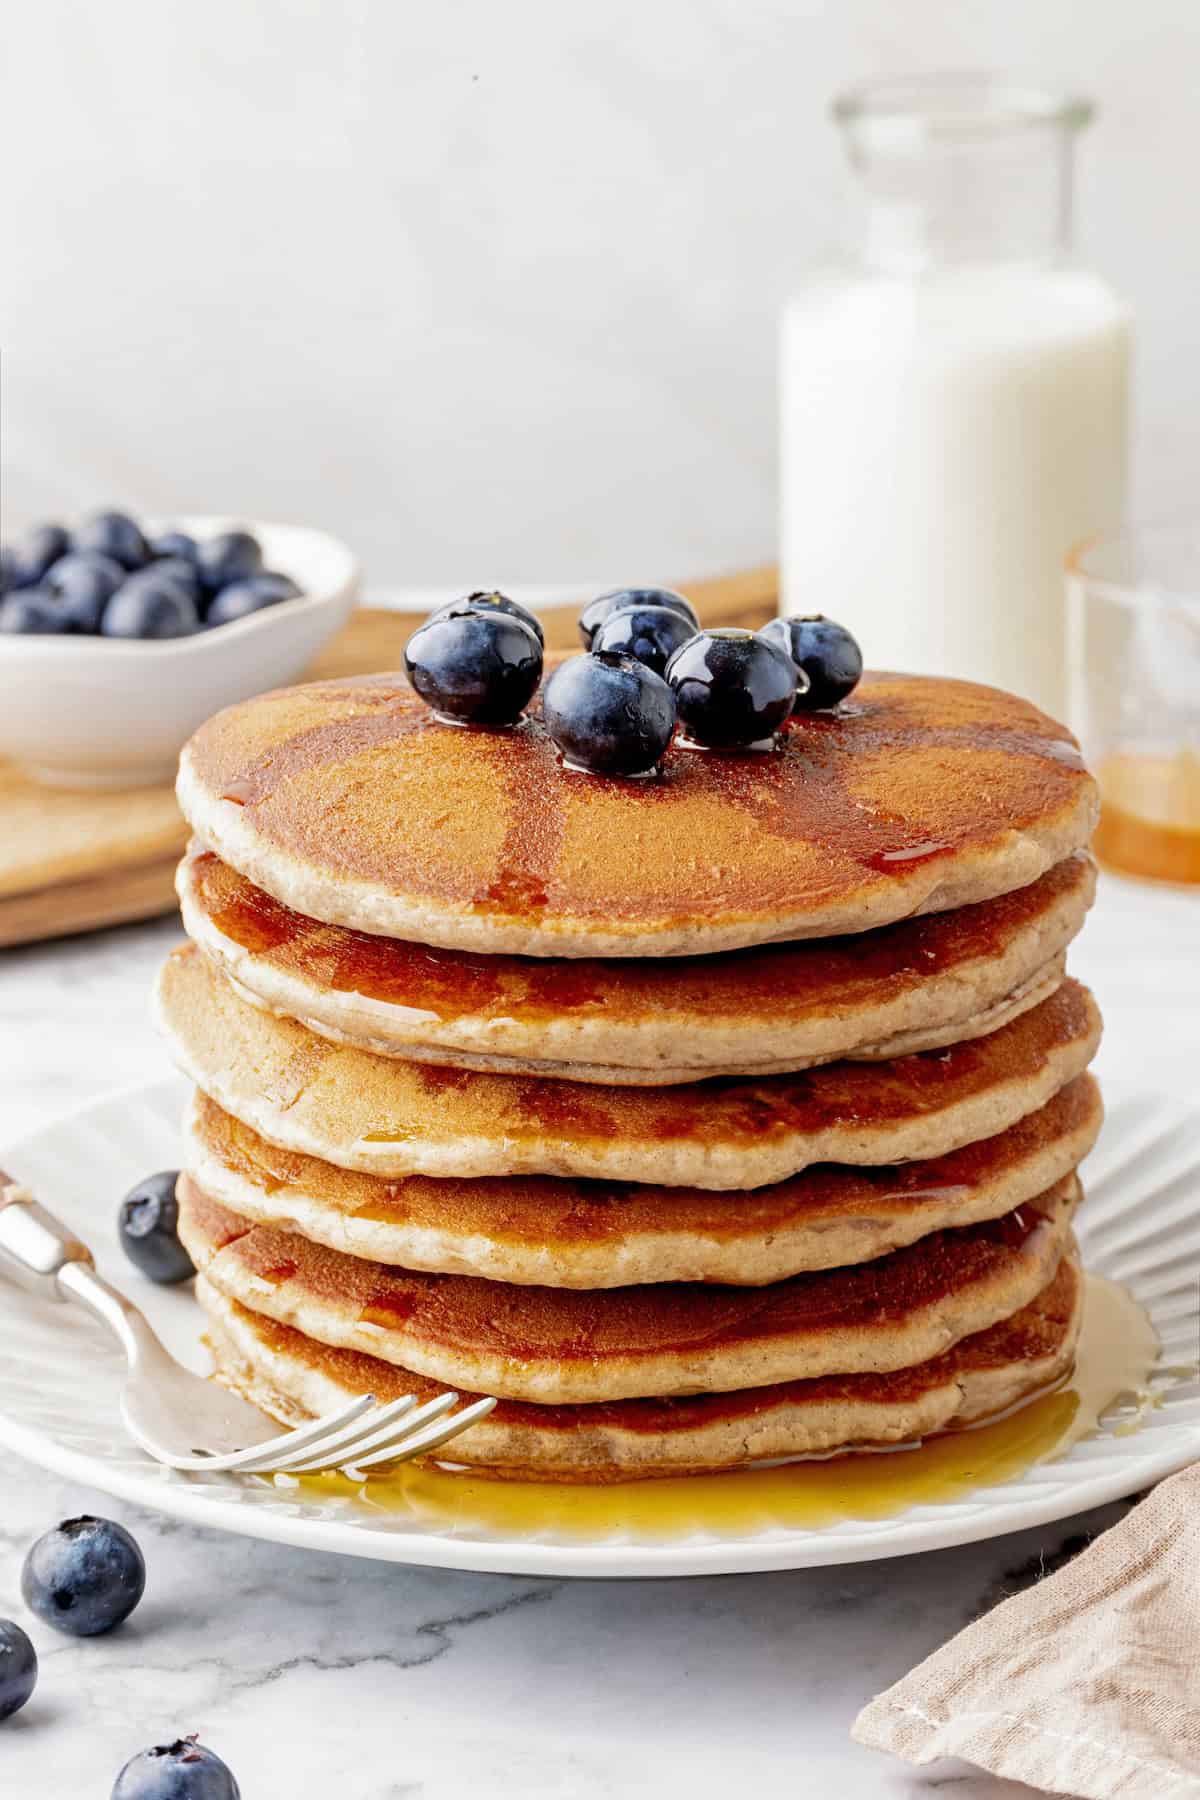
[197,1255,1083,1480]
[179,1174,1078,1402]
[184,1074,1103,1285]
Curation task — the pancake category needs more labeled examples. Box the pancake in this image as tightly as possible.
[177,670,1098,957]
[196,1252,1083,1480]
[185,1075,1103,1286]
[179,1176,1077,1402]
[178,844,1094,1084]
[158,945,1102,1187]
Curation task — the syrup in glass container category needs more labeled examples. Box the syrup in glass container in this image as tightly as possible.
[1094,750,1200,885]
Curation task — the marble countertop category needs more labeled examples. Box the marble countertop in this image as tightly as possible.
[2,872,1197,1799]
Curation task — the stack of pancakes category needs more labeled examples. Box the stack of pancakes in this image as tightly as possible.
[158,669,1103,1482]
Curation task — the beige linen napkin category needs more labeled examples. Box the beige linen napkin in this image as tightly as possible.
[854,1464,1200,1798]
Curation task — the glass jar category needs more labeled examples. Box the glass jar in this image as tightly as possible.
[779,74,1130,721]
[1069,523,1200,885]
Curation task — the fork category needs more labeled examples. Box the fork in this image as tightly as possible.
[0,1175,495,1476]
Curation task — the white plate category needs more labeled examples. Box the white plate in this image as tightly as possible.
[1,1078,1198,1578]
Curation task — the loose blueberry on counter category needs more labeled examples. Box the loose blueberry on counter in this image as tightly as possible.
[761,613,863,710]
[433,589,545,646]
[73,510,150,571]
[101,573,200,640]
[6,522,70,588]
[150,530,199,565]
[204,570,300,626]
[0,1619,37,1722]
[405,608,543,725]
[195,529,262,593]
[111,1737,241,1800]
[0,590,69,634]
[46,551,127,631]
[22,1516,145,1637]
[118,1171,194,1285]
[578,586,698,650]
[592,602,696,675]
[543,650,676,776]
[665,627,798,748]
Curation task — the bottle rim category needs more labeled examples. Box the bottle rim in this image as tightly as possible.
[833,73,1093,148]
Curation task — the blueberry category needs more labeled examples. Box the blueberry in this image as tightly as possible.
[151,531,199,565]
[46,551,126,631]
[592,603,696,675]
[205,571,300,627]
[0,547,15,595]
[119,1171,194,1284]
[112,1737,241,1800]
[101,574,200,640]
[195,530,262,592]
[151,557,203,603]
[22,1516,145,1637]
[73,511,150,571]
[6,522,71,588]
[761,614,863,710]
[0,1619,37,1722]
[405,609,542,725]
[0,590,69,634]
[665,628,797,748]
[432,590,545,647]
[542,650,676,776]
[246,568,300,602]
[578,587,698,650]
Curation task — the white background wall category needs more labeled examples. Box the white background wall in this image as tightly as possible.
[2,0,1197,588]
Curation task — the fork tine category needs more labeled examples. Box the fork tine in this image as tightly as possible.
[322,1391,462,1477]
[346,1394,498,1473]
[263,1395,422,1475]
[184,1393,378,1473]
[237,1391,459,1477]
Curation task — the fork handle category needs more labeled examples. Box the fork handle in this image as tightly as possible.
[0,1173,96,1300]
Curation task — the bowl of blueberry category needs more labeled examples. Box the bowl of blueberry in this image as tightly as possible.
[0,511,359,788]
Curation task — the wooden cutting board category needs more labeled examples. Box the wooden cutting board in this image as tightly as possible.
[0,566,777,949]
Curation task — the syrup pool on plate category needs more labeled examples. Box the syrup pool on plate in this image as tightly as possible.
[290,1275,1161,1541]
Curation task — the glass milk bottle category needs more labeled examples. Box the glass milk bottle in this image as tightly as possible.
[779,76,1130,720]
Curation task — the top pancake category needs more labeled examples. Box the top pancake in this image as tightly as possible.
[177,670,1099,957]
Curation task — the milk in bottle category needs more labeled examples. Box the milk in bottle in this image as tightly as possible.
[779,77,1130,719]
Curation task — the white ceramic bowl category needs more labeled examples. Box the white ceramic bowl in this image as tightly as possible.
[0,517,359,789]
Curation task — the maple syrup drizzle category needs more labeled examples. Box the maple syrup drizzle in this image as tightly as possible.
[704,709,1089,878]
[474,722,565,918]
[287,1276,1164,1538]
[247,1260,299,1290]
[218,698,430,810]
[259,1036,335,1111]
[866,840,953,869]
